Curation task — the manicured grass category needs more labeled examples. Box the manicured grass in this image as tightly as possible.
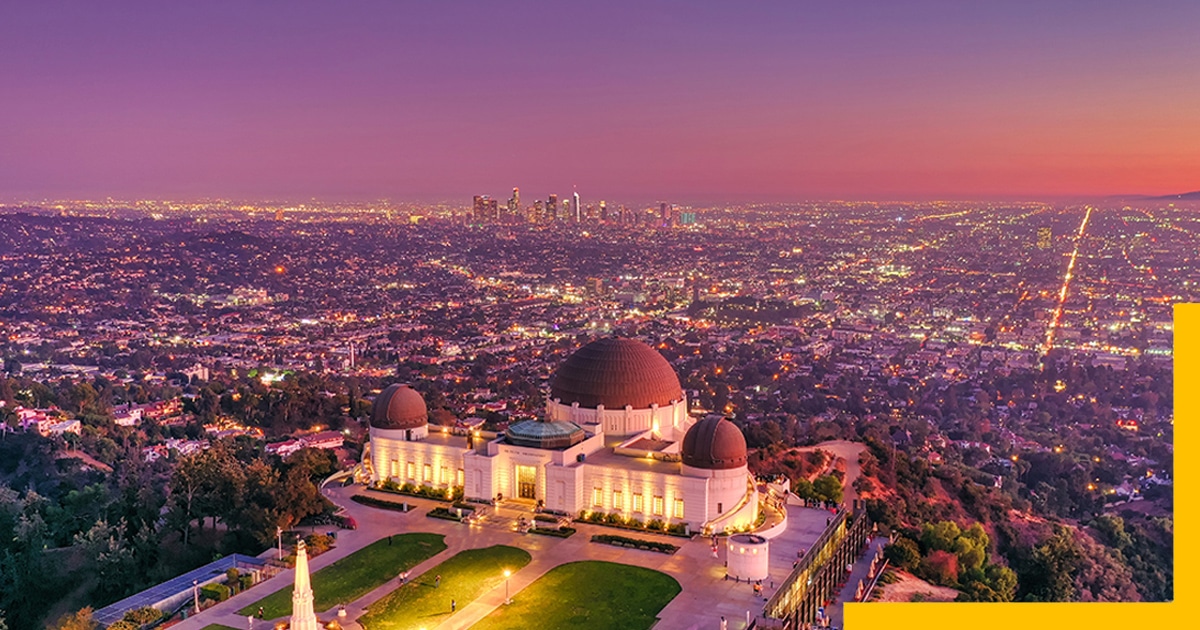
[200,625,239,630]
[358,545,532,630]
[470,561,682,630]
[238,533,447,619]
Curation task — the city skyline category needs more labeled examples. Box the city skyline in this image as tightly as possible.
[3,1,1199,202]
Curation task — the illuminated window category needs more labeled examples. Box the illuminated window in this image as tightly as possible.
[457,469,464,485]
[592,487,603,507]
[423,464,432,482]
[633,493,644,512]
[612,490,623,509]
[673,498,684,518]
[406,462,415,479]
[390,459,398,478]
[652,495,664,516]
[441,466,449,484]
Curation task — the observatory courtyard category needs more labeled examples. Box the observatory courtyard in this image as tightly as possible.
[173,339,879,630]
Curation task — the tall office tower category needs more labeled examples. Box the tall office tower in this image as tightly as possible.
[599,200,608,222]
[573,192,581,222]
[487,198,499,221]
[531,199,544,223]
[472,195,490,223]
[547,194,558,221]
[507,187,520,221]
[660,202,671,226]
[1037,227,1052,249]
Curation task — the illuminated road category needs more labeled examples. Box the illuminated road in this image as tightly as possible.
[1042,206,1093,355]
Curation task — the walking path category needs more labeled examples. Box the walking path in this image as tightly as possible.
[171,482,840,630]
[826,536,888,629]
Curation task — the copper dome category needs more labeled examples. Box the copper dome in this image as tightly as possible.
[549,337,683,409]
[370,384,428,430]
[681,417,747,470]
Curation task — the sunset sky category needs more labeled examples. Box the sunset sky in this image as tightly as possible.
[2,0,1198,202]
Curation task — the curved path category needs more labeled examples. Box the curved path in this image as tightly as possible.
[789,440,868,505]
[173,481,835,630]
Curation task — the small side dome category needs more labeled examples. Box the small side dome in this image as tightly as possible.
[681,417,747,470]
[371,384,428,430]
[505,419,585,450]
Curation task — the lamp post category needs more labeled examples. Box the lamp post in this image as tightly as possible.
[277,526,283,560]
[192,579,200,614]
[503,569,511,605]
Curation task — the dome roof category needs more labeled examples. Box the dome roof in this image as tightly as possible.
[505,419,585,450]
[370,384,428,430]
[681,417,747,470]
[549,337,683,409]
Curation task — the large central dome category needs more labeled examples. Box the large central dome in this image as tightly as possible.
[549,337,683,409]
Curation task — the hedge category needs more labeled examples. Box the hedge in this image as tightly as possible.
[530,526,576,538]
[590,534,679,554]
[426,506,465,522]
[371,480,464,502]
[200,582,231,602]
[351,494,412,512]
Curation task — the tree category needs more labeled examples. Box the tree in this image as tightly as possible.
[921,549,959,586]
[920,520,961,553]
[812,475,843,504]
[884,537,921,571]
[50,607,97,630]
[1022,527,1082,601]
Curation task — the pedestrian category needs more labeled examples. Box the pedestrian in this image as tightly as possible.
[258,606,264,619]
[388,535,392,545]
[436,574,442,588]
[720,615,727,630]
[451,599,457,612]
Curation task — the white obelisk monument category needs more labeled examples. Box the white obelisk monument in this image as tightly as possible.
[290,539,319,630]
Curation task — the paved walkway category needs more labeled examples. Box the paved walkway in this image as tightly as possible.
[171,484,837,630]
[826,536,889,630]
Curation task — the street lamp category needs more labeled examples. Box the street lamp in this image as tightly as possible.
[277,526,283,560]
[503,569,512,605]
[192,579,200,614]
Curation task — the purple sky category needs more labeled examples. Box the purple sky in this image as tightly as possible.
[2,1,1198,203]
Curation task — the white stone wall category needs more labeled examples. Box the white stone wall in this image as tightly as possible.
[682,464,756,529]
[369,428,464,488]
[727,537,770,581]
[579,462,707,526]
[546,398,690,439]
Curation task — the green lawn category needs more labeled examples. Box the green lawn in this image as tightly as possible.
[238,533,447,619]
[470,561,681,630]
[200,625,239,630]
[358,545,531,630]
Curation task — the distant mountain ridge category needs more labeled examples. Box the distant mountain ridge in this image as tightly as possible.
[1151,190,1200,200]
[1102,190,1200,201]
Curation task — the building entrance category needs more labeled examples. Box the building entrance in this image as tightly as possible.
[516,465,537,499]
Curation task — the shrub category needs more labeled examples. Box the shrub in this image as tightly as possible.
[351,494,410,512]
[426,506,464,522]
[121,607,162,625]
[590,534,678,554]
[605,512,624,525]
[921,549,960,586]
[646,518,666,531]
[200,582,231,602]
[530,526,576,538]
[884,537,921,572]
[306,533,336,555]
[107,621,139,630]
[534,514,558,523]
